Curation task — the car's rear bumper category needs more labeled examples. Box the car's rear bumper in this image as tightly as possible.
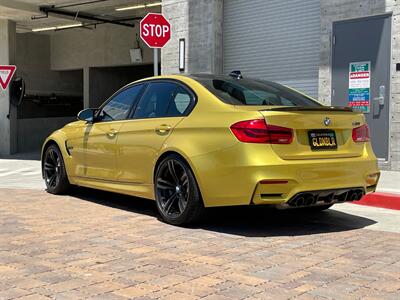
[189,143,379,207]
[250,163,379,206]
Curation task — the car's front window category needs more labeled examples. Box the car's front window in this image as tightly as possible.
[193,76,321,107]
[133,82,194,119]
[98,84,145,122]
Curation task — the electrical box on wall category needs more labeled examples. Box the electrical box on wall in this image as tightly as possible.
[130,48,143,63]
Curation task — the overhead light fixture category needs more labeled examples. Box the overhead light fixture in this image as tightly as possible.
[116,4,146,11]
[32,26,57,32]
[32,22,83,32]
[115,2,162,11]
[146,2,162,7]
[56,23,83,30]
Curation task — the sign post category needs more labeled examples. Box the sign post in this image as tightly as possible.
[140,13,171,76]
[154,48,158,76]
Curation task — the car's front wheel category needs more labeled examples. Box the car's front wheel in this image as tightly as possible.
[43,144,70,194]
[155,154,204,225]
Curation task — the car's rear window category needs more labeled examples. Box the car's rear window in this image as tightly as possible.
[191,75,321,107]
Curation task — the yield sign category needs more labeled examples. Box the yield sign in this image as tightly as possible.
[0,65,17,90]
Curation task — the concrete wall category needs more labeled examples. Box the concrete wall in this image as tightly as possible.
[162,0,189,74]
[50,23,154,71]
[13,33,83,153]
[0,20,17,156]
[187,0,223,73]
[319,0,400,171]
[161,0,223,74]
[16,33,83,96]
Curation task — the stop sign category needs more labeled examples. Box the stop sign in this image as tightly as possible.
[140,13,171,48]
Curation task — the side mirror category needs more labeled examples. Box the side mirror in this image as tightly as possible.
[77,108,97,123]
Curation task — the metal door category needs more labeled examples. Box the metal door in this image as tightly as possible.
[332,14,391,160]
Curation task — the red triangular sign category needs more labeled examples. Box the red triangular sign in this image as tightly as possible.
[0,65,17,90]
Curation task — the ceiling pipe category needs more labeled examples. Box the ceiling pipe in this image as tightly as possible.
[56,0,109,9]
[39,6,135,28]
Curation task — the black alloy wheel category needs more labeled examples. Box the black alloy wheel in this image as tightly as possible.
[155,154,204,225]
[43,144,70,194]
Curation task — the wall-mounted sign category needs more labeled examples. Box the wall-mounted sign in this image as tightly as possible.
[348,61,370,113]
[0,65,17,90]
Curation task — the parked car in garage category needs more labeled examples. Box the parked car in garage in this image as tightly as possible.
[41,73,380,225]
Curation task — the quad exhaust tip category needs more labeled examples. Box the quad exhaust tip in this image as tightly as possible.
[288,188,364,208]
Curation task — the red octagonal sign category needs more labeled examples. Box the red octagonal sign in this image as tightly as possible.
[140,13,171,49]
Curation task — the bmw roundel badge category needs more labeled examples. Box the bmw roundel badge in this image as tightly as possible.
[323,117,331,126]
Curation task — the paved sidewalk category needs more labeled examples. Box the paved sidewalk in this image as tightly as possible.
[376,170,400,194]
[0,188,399,300]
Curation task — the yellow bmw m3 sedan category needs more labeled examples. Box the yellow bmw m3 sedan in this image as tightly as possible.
[41,72,380,225]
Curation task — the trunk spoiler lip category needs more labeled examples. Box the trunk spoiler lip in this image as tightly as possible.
[260,106,354,112]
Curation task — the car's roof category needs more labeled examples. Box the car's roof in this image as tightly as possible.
[133,73,277,86]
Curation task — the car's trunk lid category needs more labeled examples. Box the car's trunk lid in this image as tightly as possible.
[253,106,365,160]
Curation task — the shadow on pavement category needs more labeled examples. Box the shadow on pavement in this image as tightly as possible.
[201,206,376,237]
[69,187,376,237]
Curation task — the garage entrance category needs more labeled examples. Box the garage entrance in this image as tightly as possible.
[0,0,161,155]
[331,14,391,160]
[88,65,155,108]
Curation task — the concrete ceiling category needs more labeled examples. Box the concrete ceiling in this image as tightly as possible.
[0,0,161,33]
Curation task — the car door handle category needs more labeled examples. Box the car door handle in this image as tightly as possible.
[106,129,118,138]
[155,124,172,135]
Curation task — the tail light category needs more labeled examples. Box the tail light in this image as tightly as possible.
[352,124,370,142]
[230,119,293,144]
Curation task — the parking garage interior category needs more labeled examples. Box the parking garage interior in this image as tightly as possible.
[0,0,161,154]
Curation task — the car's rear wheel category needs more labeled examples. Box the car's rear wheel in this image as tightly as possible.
[43,144,70,194]
[155,154,204,225]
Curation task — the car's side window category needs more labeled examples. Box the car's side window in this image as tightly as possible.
[97,84,144,122]
[133,82,178,119]
[166,86,192,116]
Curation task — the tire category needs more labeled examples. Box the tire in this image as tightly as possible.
[306,204,333,212]
[155,154,205,225]
[42,144,70,195]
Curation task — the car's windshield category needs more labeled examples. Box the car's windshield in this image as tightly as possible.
[191,75,322,107]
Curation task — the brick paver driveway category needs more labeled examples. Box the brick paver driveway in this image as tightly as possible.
[0,188,399,300]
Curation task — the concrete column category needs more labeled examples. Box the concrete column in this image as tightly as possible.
[161,0,190,75]
[0,20,17,155]
[187,0,223,74]
[83,67,90,108]
[161,0,223,75]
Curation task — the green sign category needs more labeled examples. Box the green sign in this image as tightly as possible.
[350,62,369,72]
